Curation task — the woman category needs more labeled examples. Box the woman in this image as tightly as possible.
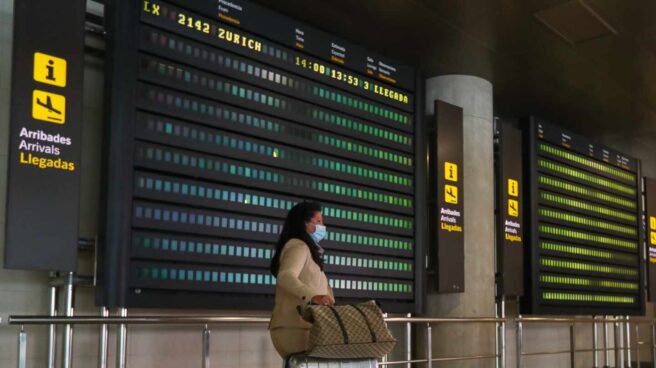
[269,201,334,358]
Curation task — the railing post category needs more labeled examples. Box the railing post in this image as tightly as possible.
[202,325,211,368]
[636,324,640,368]
[48,282,58,368]
[98,307,109,368]
[593,316,599,368]
[652,323,656,368]
[382,313,389,364]
[615,319,621,368]
[406,313,412,368]
[425,324,432,368]
[570,324,576,368]
[18,326,26,368]
[500,299,506,368]
[604,316,610,368]
[517,317,523,368]
[495,301,499,368]
[62,272,75,368]
[116,308,128,368]
[626,317,632,368]
[495,299,503,368]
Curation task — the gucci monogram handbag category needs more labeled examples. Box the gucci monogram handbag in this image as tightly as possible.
[304,300,396,359]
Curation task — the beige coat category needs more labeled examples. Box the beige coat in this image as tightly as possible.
[269,238,332,357]
[270,238,332,330]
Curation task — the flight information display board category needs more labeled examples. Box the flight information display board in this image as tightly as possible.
[100,0,424,312]
[522,118,644,315]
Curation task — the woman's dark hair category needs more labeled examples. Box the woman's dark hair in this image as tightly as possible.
[270,201,324,277]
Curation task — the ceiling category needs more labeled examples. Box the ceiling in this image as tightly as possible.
[251,0,656,168]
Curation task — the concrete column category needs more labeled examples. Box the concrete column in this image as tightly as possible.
[422,75,495,367]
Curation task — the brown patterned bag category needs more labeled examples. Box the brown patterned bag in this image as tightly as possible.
[304,300,396,359]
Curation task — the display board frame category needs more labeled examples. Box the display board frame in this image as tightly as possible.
[99,0,426,313]
[522,117,645,316]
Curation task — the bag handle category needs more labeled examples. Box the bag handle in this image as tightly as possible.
[327,305,349,344]
[351,304,377,342]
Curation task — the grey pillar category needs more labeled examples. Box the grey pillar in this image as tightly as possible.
[423,75,495,368]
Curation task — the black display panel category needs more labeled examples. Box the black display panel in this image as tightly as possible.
[431,100,464,293]
[644,177,656,301]
[522,117,644,315]
[4,0,85,271]
[496,121,524,297]
[100,0,424,312]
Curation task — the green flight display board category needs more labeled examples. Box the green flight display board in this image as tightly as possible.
[522,118,644,315]
[100,0,424,312]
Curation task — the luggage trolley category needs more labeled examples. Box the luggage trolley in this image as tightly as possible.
[286,355,378,368]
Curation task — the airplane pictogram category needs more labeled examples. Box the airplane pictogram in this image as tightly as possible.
[32,90,66,124]
[508,199,519,217]
[36,95,62,116]
[445,185,458,204]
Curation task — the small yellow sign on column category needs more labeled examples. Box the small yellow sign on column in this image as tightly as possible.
[650,216,656,230]
[32,90,66,124]
[508,179,519,197]
[445,185,458,204]
[444,162,458,182]
[508,199,519,217]
[34,52,67,87]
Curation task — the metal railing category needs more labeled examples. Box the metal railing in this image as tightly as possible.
[516,316,656,368]
[7,314,504,368]
[8,312,656,367]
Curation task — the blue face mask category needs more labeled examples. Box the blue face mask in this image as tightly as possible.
[310,224,327,244]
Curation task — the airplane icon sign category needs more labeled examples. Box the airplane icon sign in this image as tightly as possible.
[37,96,62,115]
[445,185,458,204]
[32,90,66,124]
[508,199,519,217]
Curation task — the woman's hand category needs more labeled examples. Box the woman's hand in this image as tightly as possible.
[311,294,335,306]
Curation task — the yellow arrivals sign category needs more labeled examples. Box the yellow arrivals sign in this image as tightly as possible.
[445,185,458,204]
[32,89,66,124]
[508,199,519,217]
